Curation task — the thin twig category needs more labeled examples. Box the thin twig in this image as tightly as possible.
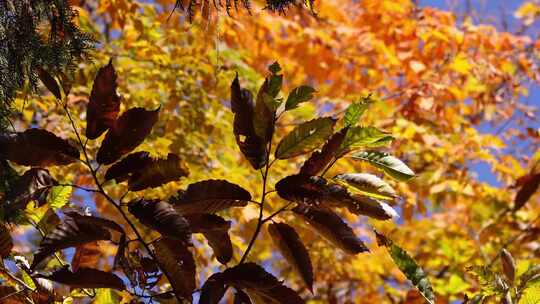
[262,202,293,224]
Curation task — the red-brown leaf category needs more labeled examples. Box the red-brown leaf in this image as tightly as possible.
[0,129,79,166]
[4,168,57,212]
[300,127,349,176]
[128,199,191,243]
[96,107,159,164]
[37,68,62,100]
[293,205,368,254]
[153,237,196,301]
[31,215,115,269]
[86,60,121,139]
[106,152,189,191]
[72,242,102,272]
[268,223,313,291]
[171,179,251,214]
[35,267,125,290]
[199,263,305,304]
[185,213,233,264]
[230,75,267,169]
[0,224,13,258]
[514,172,540,211]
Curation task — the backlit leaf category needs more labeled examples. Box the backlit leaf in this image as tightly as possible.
[86,60,121,139]
[334,173,397,200]
[35,267,125,290]
[171,179,251,214]
[31,214,113,269]
[48,185,72,209]
[230,74,267,169]
[375,231,435,304]
[352,151,415,181]
[128,199,191,243]
[275,117,336,159]
[0,129,79,166]
[293,205,368,254]
[343,97,373,127]
[268,222,313,291]
[300,127,349,176]
[339,126,393,154]
[285,85,316,111]
[72,242,102,272]
[153,237,196,301]
[96,107,159,165]
[185,213,233,264]
[253,79,277,141]
[346,195,398,220]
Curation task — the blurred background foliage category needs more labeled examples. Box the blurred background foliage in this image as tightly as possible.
[2,0,540,303]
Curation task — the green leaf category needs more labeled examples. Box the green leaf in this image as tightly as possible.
[285,86,316,110]
[339,126,393,154]
[334,173,397,200]
[352,151,415,181]
[268,61,282,74]
[93,289,122,304]
[48,185,72,209]
[375,231,435,304]
[275,117,336,159]
[343,97,374,127]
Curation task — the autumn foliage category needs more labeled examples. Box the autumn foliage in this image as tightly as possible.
[1,0,540,304]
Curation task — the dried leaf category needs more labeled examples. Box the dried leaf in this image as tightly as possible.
[96,107,159,165]
[375,231,435,304]
[185,213,233,264]
[230,74,267,169]
[86,60,121,139]
[171,179,251,214]
[0,224,13,258]
[293,205,368,254]
[334,173,397,200]
[300,127,349,176]
[153,238,196,301]
[72,242,102,272]
[37,68,62,100]
[31,215,114,269]
[500,249,516,284]
[128,199,191,243]
[234,289,253,304]
[514,172,540,211]
[35,267,125,290]
[0,129,79,166]
[268,222,313,291]
[352,151,415,181]
[275,117,336,159]
[199,263,304,304]
[4,168,57,212]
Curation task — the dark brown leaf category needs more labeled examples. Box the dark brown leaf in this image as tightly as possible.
[86,60,121,139]
[514,172,540,211]
[293,205,368,254]
[199,263,304,304]
[199,272,228,304]
[35,267,125,290]
[500,249,515,283]
[234,289,253,304]
[268,222,313,291]
[128,199,191,243]
[37,68,62,99]
[96,107,159,165]
[0,224,13,258]
[300,127,349,176]
[185,213,233,264]
[72,242,102,272]
[154,238,196,301]
[230,74,267,169]
[106,152,189,191]
[276,175,397,220]
[31,215,114,269]
[0,129,79,166]
[171,179,251,214]
[4,168,57,212]
[0,285,24,303]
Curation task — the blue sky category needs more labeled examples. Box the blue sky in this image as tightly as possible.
[420,0,540,187]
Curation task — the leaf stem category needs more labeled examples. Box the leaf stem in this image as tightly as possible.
[61,103,185,303]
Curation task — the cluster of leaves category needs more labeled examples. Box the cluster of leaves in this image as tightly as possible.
[0,59,434,303]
